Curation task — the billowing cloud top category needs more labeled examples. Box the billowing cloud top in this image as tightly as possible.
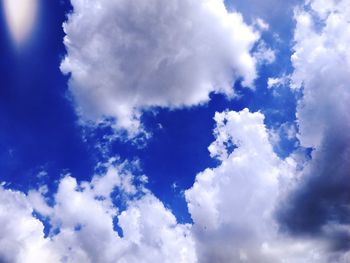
[61,0,259,133]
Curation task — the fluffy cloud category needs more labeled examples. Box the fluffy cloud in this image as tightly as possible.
[185,109,283,262]
[2,0,350,262]
[61,0,259,133]
[1,108,349,262]
[0,163,196,263]
[184,109,336,263]
[277,0,350,255]
[186,109,350,262]
[0,188,58,263]
[290,0,350,148]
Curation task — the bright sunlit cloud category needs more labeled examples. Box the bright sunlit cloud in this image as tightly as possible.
[3,0,38,45]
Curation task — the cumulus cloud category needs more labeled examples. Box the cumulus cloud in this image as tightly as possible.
[2,0,350,262]
[277,0,350,254]
[1,108,349,262]
[290,0,350,147]
[61,0,260,133]
[184,109,343,263]
[185,109,283,262]
[187,108,350,262]
[0,162,196,263]
[0,188,57,263]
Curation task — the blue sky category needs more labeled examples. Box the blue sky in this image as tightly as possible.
[0,0,349,262]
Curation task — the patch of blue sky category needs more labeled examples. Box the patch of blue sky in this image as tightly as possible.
[32,210,52,238]
[0,0,94,191]
[0,0,301,226]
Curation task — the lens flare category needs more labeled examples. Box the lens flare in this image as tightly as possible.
[3,0,39,45]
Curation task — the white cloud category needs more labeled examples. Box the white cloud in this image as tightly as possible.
[0,109,348,262]
[0,188,60,263]
[254,18,270,31]
[253,41,276,65]
[186,109,283,262]
[185,109,342,263]
[291,0,350,147]
[267,74,290,89]
[61,0,260,133]
[0,162,196,263]
[117,195,196,263]
[276,0,350,257]
[2,0,350,261]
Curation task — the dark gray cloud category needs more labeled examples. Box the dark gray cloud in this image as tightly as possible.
[277,126,350,251]
[276,0,350,253]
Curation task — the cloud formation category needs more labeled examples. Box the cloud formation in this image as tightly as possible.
[2,109,348,263]
[185,109,347,262]
[0,187,54,262]
[61,0,259,133]
[2,0,350,262]
[1,163,196,263]
[277,0,350,254]
[185,109,284,262]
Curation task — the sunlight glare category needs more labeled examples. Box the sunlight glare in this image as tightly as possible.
[3,0,39,45]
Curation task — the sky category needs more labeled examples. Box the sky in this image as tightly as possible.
[0,0,349,262]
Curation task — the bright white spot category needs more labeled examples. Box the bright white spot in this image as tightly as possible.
[3,0,38,45]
